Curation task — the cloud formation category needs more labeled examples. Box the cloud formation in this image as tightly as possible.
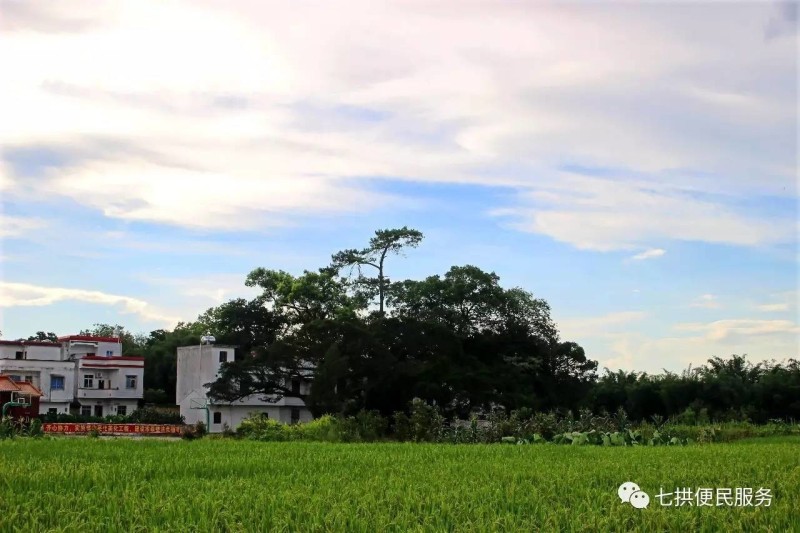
[0,281,179,325]
[631,248,666,261]
[1,1,796,251]
[690,294,722,310]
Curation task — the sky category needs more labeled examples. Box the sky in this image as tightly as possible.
[0,1,797,374]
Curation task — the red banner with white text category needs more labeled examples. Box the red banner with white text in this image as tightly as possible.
[43,423,182,435]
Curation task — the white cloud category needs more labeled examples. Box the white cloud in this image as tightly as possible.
[558,311,647,338]
[757,303,790,312]
[0,281,180,326]
[690,294,722,309]
[0,215,48,238]
[675,318,799,341]
[137,273,260,306]
[631,248,666,261]
[755,291,797,313]
[593,317,799,373]
[493,174,793,251]
[0,1,795,248]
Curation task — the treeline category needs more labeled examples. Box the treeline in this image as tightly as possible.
[22,227,799,423]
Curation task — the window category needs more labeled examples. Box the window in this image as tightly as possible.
[80,406,91,417]
[94,405,103,417]
[48,408,57,415]
[291,407,300,424]
[15,351,24,360]
[9,375,21,382]
[83,374,94,388]
[291,378,301,395]
[106,350,113,356]
[51,376,65,390]
[219,350,228,363]
[213,412,222,424]
[259,412,269,419]
[117,405,127,416]
[125,375,137,389]
[24,375,33,383]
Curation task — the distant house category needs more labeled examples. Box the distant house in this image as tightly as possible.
[0,375,43,421]
[0,335,144,417]
[176,344,312,433]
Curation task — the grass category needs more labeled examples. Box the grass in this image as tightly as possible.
[0,437,798,532]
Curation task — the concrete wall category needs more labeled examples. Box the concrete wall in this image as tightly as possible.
[0,343,62,361]
[0,359,76,410]
[76,365,144,401]
[206,405,313,431]
[177,344,314,432]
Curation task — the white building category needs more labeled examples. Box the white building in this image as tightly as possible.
[176,344,312,433]
[0,335,144,417]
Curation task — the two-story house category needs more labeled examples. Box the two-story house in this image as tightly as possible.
[176,344,312,433]
[0,335,144,417]
[61,335,144,417]
[0,340,73,414]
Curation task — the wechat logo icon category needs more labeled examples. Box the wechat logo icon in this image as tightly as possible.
[618,481,650,509]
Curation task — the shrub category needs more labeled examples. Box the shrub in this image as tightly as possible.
[29,419,43,438]
[298,415,340,442]
[408,398,444,442]
[0,417,16,440]
[127,407,184,425]
[392,412,412,442]
[237,417,294,441]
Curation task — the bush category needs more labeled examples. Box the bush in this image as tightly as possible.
[181,421,207,440]
[298,415,340,442]
[237,417,294,441]
[127,407,184,425]
[0,417,16,440]
[408,398,444,442]
[29,418,43,438]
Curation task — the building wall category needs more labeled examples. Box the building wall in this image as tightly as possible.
[0,343,62,361]
[177,344,314,433]
[1,336,143,416]
[206,405,313,431]
[76,362,144,402]
[0,359,76,413]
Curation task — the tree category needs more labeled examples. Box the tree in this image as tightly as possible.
[27,331,58,342]
[78,323,143,355]
[196,297,285,351]
[331,227,423,316]
[244,268,363,327]
[390,265,558,341]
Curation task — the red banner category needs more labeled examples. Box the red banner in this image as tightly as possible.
[43,423,182,435]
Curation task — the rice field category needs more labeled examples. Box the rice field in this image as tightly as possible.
[1,436,798,532]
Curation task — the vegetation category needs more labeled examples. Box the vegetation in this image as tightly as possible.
[233,402,798,445]
[11,227,798,425]
[0,437,797,531]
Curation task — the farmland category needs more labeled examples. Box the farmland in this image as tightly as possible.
[1,437,798,532]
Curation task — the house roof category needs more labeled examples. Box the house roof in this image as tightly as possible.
[0,340,61,347]
[0,376,19,392]
[0,375,44,397]
[58,335,121,343]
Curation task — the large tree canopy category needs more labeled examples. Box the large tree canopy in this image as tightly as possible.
[201,228,598,416]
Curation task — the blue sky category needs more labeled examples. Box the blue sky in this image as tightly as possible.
[1,1,797,373]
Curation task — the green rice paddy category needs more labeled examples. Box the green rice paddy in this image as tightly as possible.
[1,437,798,532]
